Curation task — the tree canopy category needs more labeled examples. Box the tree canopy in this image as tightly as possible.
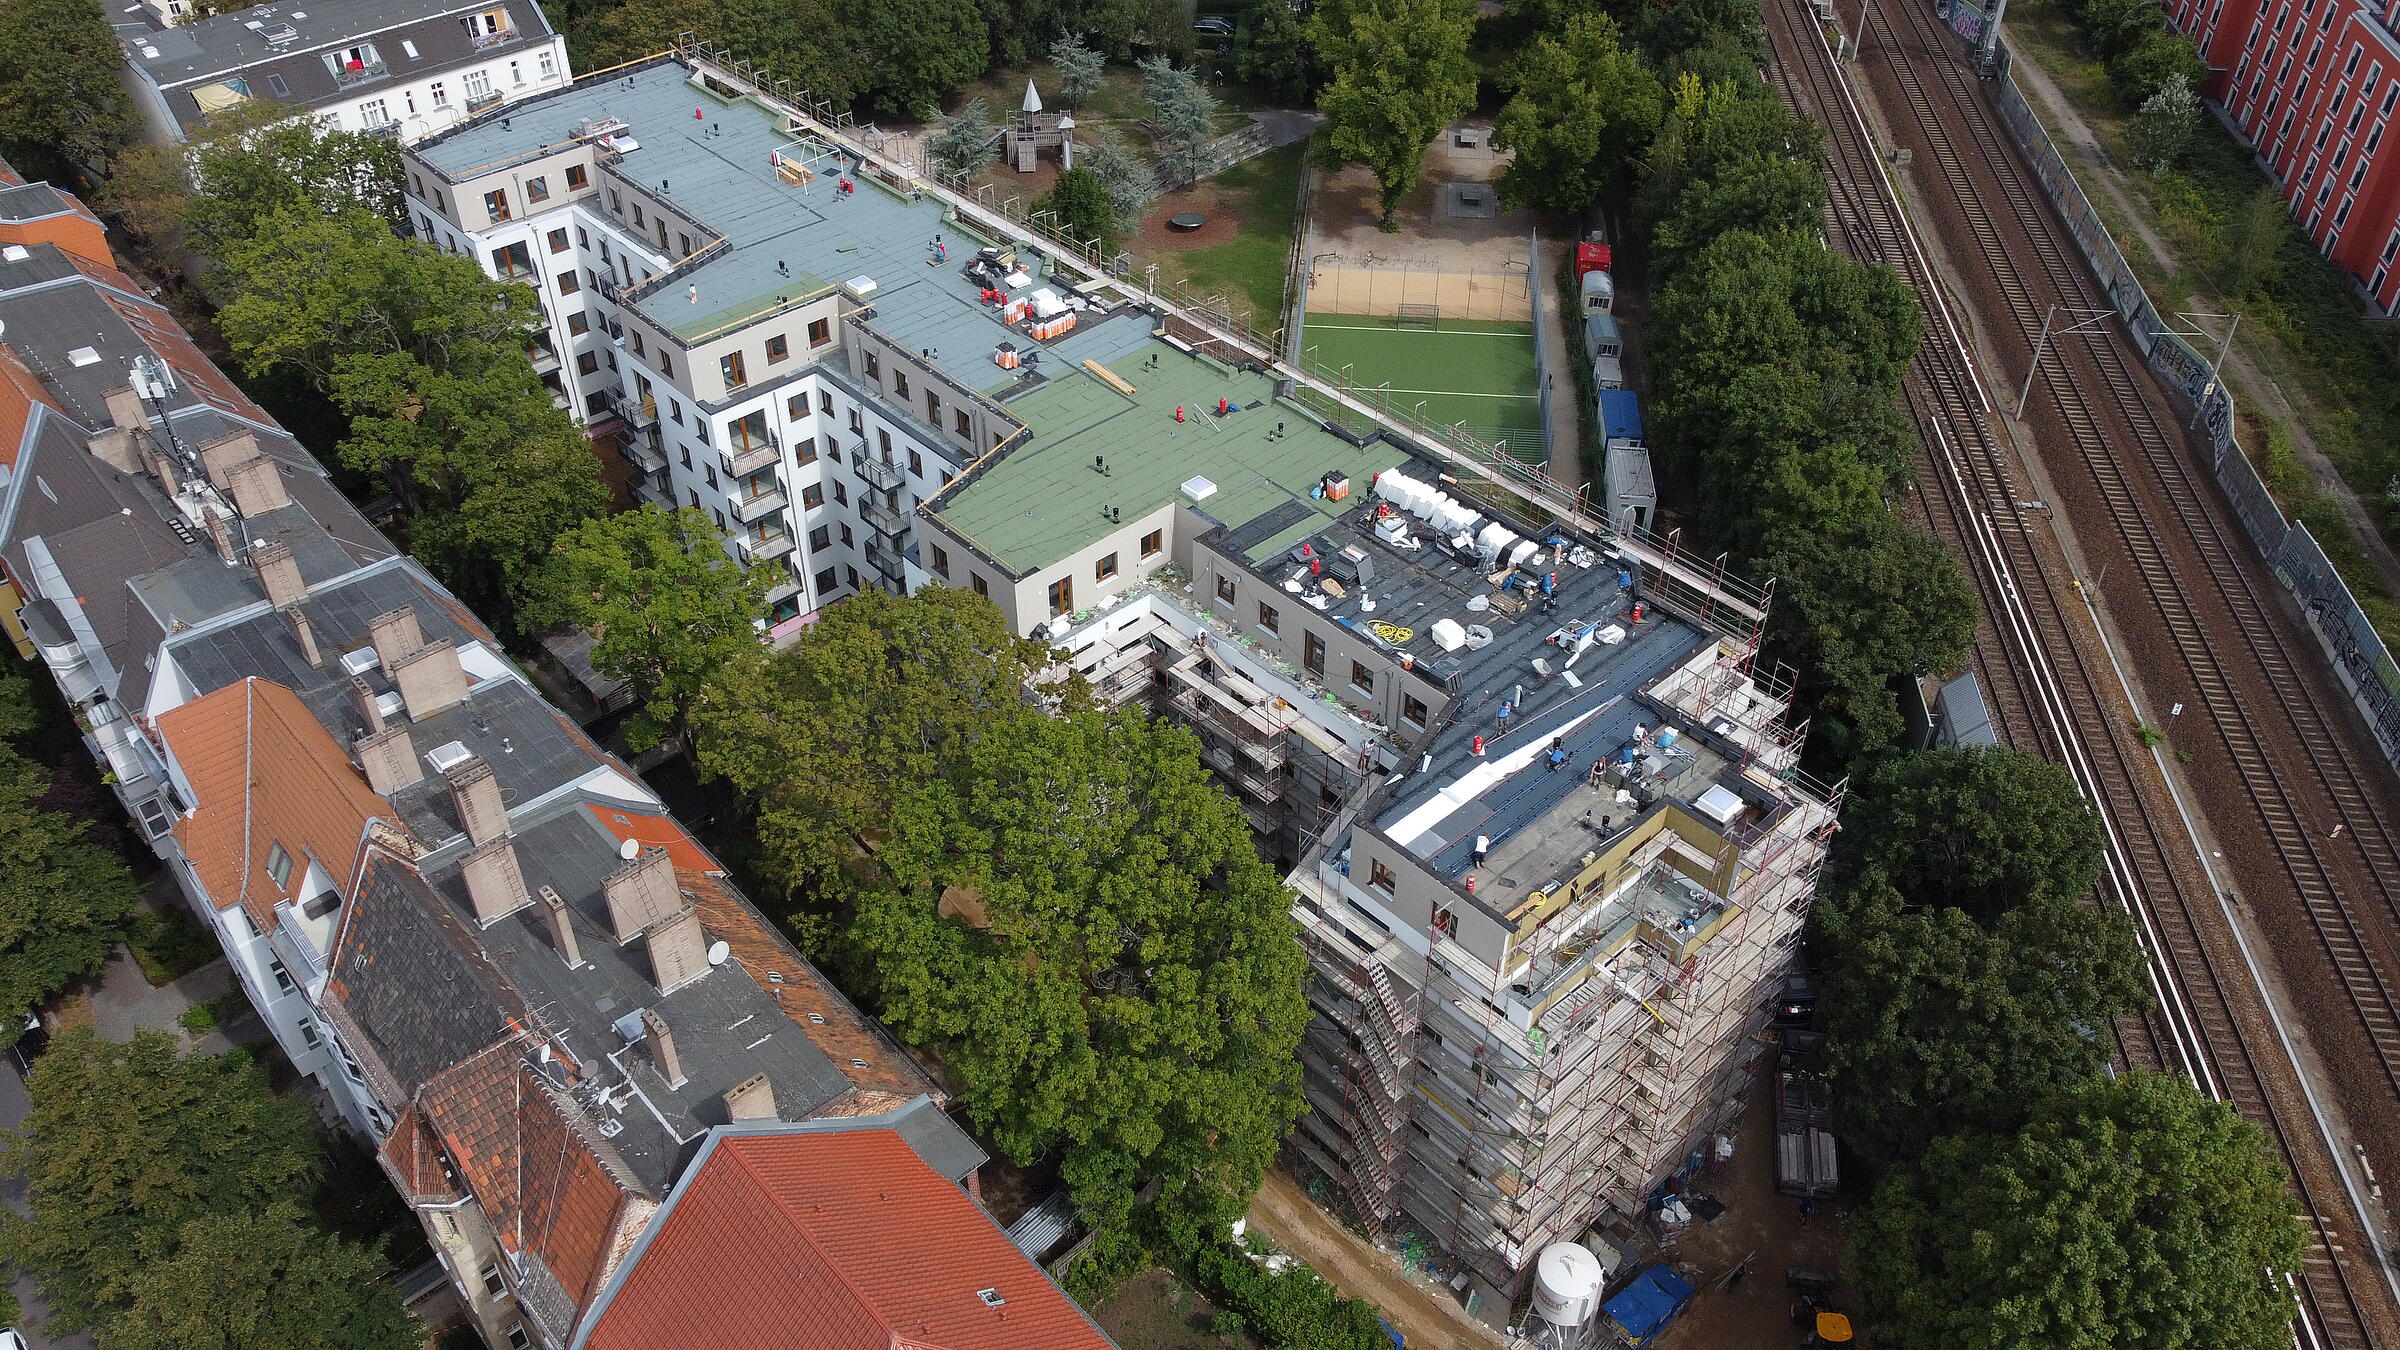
[1493,13,1665,215]
[855,709,1310,1235]
[0,0,134,184]
[1854,1072,2304,1350]
[0,1031,320,1332]
[1051,33,1109,104]
[537,505,774,754]
[107,1208,417,1350]
[101,98,403,257]
[1141,58,1221,188]
[0,749,140,1042]
[1041,167,1122,253]
[1831,746,2106,925]
[1312,0,1480,225]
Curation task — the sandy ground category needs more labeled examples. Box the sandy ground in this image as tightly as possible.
[1245,1169,1503,1350]
[1305,125,1537,274]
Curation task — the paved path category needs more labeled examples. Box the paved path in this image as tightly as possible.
[1245,1169,1503,1350]
[1534,233,1585,494]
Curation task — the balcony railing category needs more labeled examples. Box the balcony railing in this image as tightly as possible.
[858,455,902,491]
[623,435,666,472]
[364,120,402,140]
[864,542,906,582]
[731,489,787,523]
[466,24,519,49]
[528,345,561,373]
[330,60,390,87]
[725,435,778,477]
[859,496,911,537]
[467,88,504,113]
[607,389,657,427]
[736,529,795,562]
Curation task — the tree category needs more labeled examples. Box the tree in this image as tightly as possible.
[2107,29,2204,105]
[2129,72,2199,172]
[537,506,774,755]
[853,709,1309,1235]
[1855,1072,2305,1350]
[107,1208,416,1350]
[1815,873,2149,1171]
[845,0,989,117]
[0,0,134,184]
[1492,13,1665,215]
[0,1031,320,1332]
[0,753,139,1042]
[100,99,403,259]
[1040,167,1121,253]
[692,586,1068,908]
[411,432,611,637]
[1313,0,1480,226]
[1832,745,2105,924]
[1235,3,1319,103]
[1052,33,1108,104]
[1648,155,1827,274]
[1762,517,1979,761]
[1140,57,1221,187]
[926,98,1000,183]
[2214,185,2289,297]
[1628,0,1762,61]
[1079,129,1161,225]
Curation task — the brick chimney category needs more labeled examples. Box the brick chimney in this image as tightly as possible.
[252,540,304,608]
[87,387,144,473]
[539,885,584,969]
[198,432,260,490]
[367,607,423,670]
[226,456,291,517]
[356,726,420,794]
[279,604,321,666]
[639,1006,685,1087]
[203,505,240,564]
[459,835,530,924]
[444,757,508,845]
[647,909,709,993]
[392,641,467,720]
[144,444,181,497]
[349,674,386,735]
[723,1072,777,1121]
[604,848,682,943]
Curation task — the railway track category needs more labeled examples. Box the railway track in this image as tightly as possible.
[1758,4,2392,1346]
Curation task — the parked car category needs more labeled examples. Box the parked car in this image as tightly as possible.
[7,1010,48,1080]
[0,1325,27,1350]
[1193,15,1236,34]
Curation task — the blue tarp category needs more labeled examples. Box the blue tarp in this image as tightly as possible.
[1598,389,1644,445]
[1605,1265,1696,1345]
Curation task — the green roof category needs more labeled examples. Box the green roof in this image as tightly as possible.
[929,339,1401,577]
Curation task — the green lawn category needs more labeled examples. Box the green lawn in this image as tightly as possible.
[1297,315,1544,460]
[1150,141,1309,327]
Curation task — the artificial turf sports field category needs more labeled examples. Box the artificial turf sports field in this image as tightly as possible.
[1295,314,1545,462]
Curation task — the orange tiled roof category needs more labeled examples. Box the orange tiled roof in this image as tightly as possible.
[583,805,931,1100]
[0,344,62,472]
[158,677,391,934]
[583,1128,1114,1350]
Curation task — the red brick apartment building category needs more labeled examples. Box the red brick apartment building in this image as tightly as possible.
[2168,0,2400,310]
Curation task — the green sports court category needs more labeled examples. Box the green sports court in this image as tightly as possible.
[1296,312,1546,462]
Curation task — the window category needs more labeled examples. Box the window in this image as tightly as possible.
[510,58,525,86]
[576,350,598,375]
[908,449,923,476]
[297,1017,322,1048]
[481,1264,507,1298]
[767,333,790,364]
[1350,661,1374,695]
[1258,602,1279,634]
[926,390,942,424]
[865,350,881,378]
[839,523,853,546]
[556,270,579,295]
[680,446,692,469]
[483,188,511,222]
[954,408,971,436]
[678,232,692,256]
[669,398,683,424]
[932,545,950,577]
[526,176,550,203]
[845,565,861,589]
[821,390,835,415]
[1370,859,1396,894]
[879,429,893,458]
[429,79,448,106]
[268,958,297,996]
[464,69,492,100]
[1215,575,1237,605]
[567,311,590,335]
[266,842,295,889]
[1304,632,1326,677]
[895,371,910,399]
[704,463,718,490]
[1141,529,1163,558]
[358,98,391,127]
[1096,552,1119,582]
[721,351,747,389]
[505,1327,531,1350]
[564,163,589,194]
[546,227,569,253]
[802,484,825,510]
[833,482,847,506]
[607,187,621,213]
[972,574,989,597]
[808,317,832,346]
[538,49,558,79]
[794,437,818,465]
[268,72,291,96]
[815,567,837,593]
[1048,576,1075,617]
[809,525,832,550]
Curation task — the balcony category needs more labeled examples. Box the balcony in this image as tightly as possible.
[330,59,390,87]
[864,541,906,582]
[364,120,403,140]
[735,528,795,563]
[858,455,902,491]
[725,437,779,477]
[466,24,519,48]
[548,387,571,411]
[528,344,561,374]
[730,488,787,524]
[467,88,504,113]
[622,433,666,473]
[859,495,912,537]
[606,388,656,427]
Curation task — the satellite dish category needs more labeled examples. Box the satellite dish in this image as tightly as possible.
[619,837,640,861]
[707,940,731,966]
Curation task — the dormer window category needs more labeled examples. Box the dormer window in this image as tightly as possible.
[324,44,384,85]
[266,842,295,890]
[463,7,516,47]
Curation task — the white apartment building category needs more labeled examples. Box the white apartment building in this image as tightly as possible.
[124,0,569,144]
